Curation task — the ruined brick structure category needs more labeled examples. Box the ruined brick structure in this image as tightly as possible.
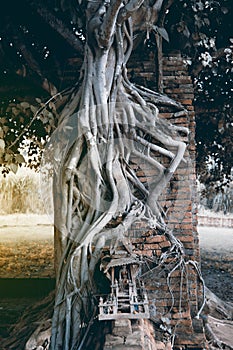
[101,52,207,349]
[66,51,207,349]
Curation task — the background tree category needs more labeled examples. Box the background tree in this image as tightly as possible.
[164,0,233,186]
[165,0,233,211]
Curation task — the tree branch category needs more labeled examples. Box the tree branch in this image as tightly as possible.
[117,0,145,25]
[31,3,84,55]
[98,0,123,48]
[11,26,58,95]
[134,84,186,111]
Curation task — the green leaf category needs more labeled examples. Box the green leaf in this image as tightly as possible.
[49,102,56,111]
[157,27,169,42]
[30,105,38,114]
[40,113,49,124]
[0,139,5,151]
[48,112,54,119]
[221,7,228,14]
[12,107,20,116]
[0,117,7,124]
[10,163,18,174]
[20,102,30,109]
[0,127,3,138]
[0,150,4,162]
[5,153,13,162]
[15,153,25,164]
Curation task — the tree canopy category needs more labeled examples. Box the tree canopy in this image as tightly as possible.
[0,0,232,180]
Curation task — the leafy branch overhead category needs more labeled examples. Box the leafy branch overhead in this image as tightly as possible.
[152,25,169,42]
[0,98,59,174]
[0,0,232,181]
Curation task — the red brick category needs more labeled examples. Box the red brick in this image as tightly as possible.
[145,235,166,243]
[172,311,191,319]
[159,241,171,248]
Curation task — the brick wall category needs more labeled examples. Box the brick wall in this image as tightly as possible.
[67,51,207,348]
[124,52,206,348]
[104,319,173,350]
[161,53,205,348]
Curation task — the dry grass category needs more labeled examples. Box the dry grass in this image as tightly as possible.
[0,167,49,214]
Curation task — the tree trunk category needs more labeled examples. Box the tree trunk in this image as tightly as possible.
[44,2,202,349]
[1,2,231,349]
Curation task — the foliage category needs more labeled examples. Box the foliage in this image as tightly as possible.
[0,96,60,174]
[199,179,233,214]
[194,45,232,183]
[0,0,232,183]
[163,0,233,183]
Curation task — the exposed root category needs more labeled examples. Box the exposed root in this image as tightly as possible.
[38,2,205,348]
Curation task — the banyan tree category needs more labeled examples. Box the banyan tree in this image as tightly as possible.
[38,0,206,349]
[2,1,233,349]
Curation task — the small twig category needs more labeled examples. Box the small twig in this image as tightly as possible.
[166,259,183,313]
[187,260,206,319]
[8,92,63,150]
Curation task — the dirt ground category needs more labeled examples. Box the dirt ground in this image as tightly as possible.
[0,214,54,278]
[0,214,232,301]
[0,214,232,346]
[198,226,233,302]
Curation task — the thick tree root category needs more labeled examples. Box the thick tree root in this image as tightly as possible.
[202,287,233,350]
[2,291,54,350]
[35,2,202,348]
[3,286,233,349]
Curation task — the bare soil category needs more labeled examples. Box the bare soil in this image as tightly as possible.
[198,226,233,302]
[0,215,54,341]
[0,215,232,345]
[0,214,54,278]
[0,215,232,300]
